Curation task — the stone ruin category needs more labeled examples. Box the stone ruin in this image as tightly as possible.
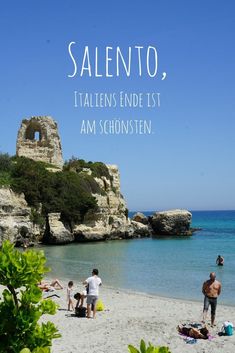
[16,116,63,168]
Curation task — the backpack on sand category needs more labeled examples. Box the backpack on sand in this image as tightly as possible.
[75,306,86,318]
[222,321,233,336]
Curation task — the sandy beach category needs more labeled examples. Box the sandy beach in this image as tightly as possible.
[39,284,235,353]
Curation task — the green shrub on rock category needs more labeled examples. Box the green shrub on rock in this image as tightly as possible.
[11,156,98,228]
[64,157,113,181]
[0,240,60,353]
[0,152,14,186]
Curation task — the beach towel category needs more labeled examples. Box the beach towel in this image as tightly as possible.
[184,338,197,344]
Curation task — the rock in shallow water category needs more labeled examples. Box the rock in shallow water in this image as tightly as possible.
[149,209,192,236]
[132,212,149,225]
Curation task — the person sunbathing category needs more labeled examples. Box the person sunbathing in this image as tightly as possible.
[177,325,209,339]
[38,279,63,291]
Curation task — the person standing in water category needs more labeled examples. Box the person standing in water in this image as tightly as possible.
[216,255,224,266]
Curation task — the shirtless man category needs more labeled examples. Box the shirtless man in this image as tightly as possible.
[216,255,224,266]
[202,272,221,326]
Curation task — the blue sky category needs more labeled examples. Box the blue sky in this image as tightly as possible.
[1,1,235,211]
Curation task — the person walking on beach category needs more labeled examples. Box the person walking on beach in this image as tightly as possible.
[202,272,221,326]
[216,255,224,266]
[67,281,75,311]
[83,269,102,319]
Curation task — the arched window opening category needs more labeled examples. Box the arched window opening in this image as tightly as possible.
[25,123,44,141]
[34,131,40,141]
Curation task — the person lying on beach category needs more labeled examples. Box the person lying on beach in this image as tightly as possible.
[38,278,63,291]
[177,325,209,339]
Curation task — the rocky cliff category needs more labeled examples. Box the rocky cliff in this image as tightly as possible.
[149,209,192,236]
[0,187,40,246]
[0,163,148,245]
[0,116,193,246]
[0,183,193,245]
[46,164,149,244]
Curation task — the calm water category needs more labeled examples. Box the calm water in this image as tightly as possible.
[40,211,235,306]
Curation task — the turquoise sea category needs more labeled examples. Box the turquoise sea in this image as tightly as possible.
[40,211,235,306]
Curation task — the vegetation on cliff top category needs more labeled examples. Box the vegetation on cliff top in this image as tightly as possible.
[63,157,113,181]
[0,153,112,226]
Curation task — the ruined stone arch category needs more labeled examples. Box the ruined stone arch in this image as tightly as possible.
[16,116,63,168]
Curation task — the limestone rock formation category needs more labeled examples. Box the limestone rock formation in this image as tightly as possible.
[16,116,63,168]
[74,164,126,241]
[0,187,39,246]
[0,116,194,245]
[149,209,192,236]
[74,165,148,241]
[44,213,74,245]
[128,220,151,237]
[132,212,148,225]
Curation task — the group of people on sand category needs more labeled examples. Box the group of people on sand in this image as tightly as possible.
[37,255,225,328]
[67,268,102,319]
[178,255,225,340]
[38,269,102,319]
[178,271,222,340]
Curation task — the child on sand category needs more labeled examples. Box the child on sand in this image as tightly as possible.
[67,281,74,311]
